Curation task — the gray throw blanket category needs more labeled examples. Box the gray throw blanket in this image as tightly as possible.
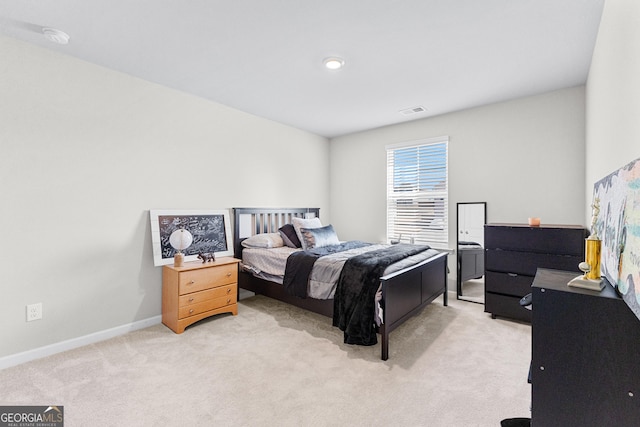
[283,241,370,298]
[332,244,432,346]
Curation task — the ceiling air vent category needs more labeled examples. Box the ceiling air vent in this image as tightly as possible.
[399,106,426,116]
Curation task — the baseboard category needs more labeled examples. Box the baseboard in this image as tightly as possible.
[0,315,162,371]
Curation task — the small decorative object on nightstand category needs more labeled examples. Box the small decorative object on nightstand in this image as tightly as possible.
[162,257,240,333]
[197,252,215,263]
[169,228,193,267]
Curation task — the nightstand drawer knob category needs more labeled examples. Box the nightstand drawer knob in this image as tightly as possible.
[226,272,232,277]
[189,309,194,314]
[227,288,231,294]
[189,298,194,302]
[189,280,195,285]
[227,299,231,304]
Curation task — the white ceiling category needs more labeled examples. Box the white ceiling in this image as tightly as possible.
[0,0,605,138]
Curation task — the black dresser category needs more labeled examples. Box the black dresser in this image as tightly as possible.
[484,223,587,322]
[531,269,640,426]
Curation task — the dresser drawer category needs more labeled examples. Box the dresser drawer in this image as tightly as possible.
[179,283,236,307]
[485,271,533,297]
[485,292,532,322]
[486,249,582,276]
[485,225,586,255]
[179,294,237,319]
[178,264,237,295]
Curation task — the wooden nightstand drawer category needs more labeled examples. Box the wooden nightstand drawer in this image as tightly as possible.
[179,284,236,307]
[178,264,237,295]
[179,294,237,319]
[162,257,240,333]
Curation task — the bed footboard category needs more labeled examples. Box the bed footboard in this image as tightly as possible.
[379,251,448,360]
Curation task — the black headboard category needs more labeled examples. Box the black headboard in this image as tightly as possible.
[233,207,320,258]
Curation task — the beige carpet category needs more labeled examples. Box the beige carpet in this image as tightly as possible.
[0,293,531,426]
[459,278,485,304]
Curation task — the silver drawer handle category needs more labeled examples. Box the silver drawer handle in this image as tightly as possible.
[508,273,518,277]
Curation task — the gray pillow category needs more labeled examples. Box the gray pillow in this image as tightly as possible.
[292,217,322,249]
[300,224,340,250]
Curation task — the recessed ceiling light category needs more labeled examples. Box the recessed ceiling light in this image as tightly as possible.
[323,57,345,70]
[42,28,70,45]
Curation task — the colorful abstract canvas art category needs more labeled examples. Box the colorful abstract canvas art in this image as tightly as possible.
[593,157,640,320]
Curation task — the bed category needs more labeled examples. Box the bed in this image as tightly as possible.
[233,207,449,360]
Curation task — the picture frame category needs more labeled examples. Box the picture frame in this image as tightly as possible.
[592,156,640,321]
[149,209,234,266]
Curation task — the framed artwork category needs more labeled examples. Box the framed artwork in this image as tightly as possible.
[592,156,640,321]
[149,209,234,266]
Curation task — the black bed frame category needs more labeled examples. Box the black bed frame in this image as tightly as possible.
[233,207,449,360]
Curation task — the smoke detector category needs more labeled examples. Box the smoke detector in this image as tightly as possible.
[42,28,70,45]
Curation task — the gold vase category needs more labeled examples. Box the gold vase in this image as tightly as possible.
[585,238,601,280]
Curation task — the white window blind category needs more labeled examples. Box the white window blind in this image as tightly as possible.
[386,137,449,245]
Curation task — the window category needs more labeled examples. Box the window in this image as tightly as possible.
[386,136,449,245]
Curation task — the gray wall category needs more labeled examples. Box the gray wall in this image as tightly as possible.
[0,36,329,359]
[585,0,640,220]
[329,87,587,257]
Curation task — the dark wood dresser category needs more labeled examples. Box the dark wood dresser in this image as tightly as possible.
[484,223,587,322]
[531,269,640,426]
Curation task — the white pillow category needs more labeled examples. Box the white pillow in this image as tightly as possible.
[241,233,284,249]
[291,217,322,249]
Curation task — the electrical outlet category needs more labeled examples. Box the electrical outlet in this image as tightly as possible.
[26,303,42,322]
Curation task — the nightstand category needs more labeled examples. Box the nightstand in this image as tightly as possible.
[162,257,240,333]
